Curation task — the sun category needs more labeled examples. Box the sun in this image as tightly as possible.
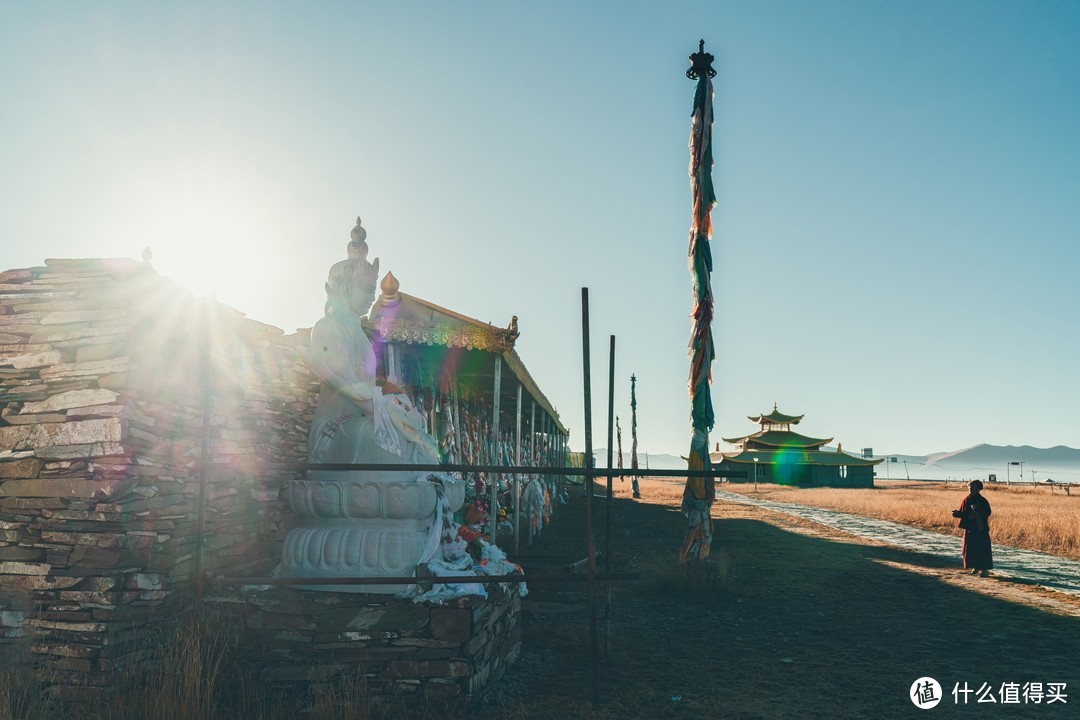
[101,151,289,316]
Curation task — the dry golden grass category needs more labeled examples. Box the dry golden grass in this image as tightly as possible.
[0,614,419,720]
[0,666,47,720]
[716,479,1080,561]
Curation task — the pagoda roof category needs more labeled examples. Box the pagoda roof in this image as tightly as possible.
[721,430,832,449]
[714,449,883,467]
[749,408,804,425]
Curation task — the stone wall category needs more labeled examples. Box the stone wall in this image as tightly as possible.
[207,583,521,703]
[0,257,525,704]
[0,258,317,698]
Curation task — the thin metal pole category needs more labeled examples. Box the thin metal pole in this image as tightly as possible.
[630,375,640,498]
[552,416,561,516]
[490,356,503,543]
[451,380,463,465]
[529,399,537,544]
[549,415,558,509]
[514,382,522,553]
[580,287,600,710]
[530,400,536,461]
[563,432,569,490]
[604,334,615,657]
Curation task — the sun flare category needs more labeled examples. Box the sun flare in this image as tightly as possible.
[101,152,283,305]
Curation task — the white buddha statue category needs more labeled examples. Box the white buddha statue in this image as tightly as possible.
[279,218,464,592]
[306,218,439,467]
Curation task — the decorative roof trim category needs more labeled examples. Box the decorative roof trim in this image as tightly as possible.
[715,450,883,467]
[724,429,833,449]
[369,316,514,352]
[746,434,834,449]
[366,291,518,352]
[749,411,804,425]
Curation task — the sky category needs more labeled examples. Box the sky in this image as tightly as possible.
[2,1,1079,458]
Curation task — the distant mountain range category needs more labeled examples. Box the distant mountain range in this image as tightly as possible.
[593,444,1080,482]
[874,443,1080,482]
[592,449,686,471]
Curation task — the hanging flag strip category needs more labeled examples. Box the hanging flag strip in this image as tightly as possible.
[681,40,717,563]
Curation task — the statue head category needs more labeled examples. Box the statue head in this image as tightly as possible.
[326,217,380,318]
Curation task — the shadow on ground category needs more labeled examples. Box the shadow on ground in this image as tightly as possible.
[476,486,1079,719]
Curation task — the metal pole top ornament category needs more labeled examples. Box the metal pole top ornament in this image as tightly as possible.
[686,39,716,80]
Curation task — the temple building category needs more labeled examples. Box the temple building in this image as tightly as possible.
[364,270,567,472]
[712,405,881,488]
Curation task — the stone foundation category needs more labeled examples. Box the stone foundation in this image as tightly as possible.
[206,584,521,702]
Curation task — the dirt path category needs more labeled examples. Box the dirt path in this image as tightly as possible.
[714,490,1080,619]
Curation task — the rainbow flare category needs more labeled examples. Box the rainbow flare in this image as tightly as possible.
[680,41,718,563]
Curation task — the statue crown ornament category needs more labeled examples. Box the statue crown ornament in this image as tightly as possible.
[326,217,380,314]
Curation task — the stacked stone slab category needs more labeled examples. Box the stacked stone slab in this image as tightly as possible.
[206,583,521,702]
[0,258,317,699]
[0,257,527,706]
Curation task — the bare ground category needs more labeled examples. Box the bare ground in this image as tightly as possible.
[472,477,1080,719]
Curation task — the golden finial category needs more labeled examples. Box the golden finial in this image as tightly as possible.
[380,271,400,299]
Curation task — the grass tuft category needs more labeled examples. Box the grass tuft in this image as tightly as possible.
[0,666,50,720]
[105,614,237,720]
[638,548,732,602]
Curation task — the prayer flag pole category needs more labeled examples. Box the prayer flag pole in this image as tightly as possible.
[680,40,717,563]
[630,374,641,499]
[616,416,623,481]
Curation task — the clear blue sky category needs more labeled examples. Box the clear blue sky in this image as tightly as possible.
[2,1,1078,457]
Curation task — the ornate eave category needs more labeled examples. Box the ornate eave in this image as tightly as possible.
[719,449,883,467]
[362,274,565,434]
[749,410,804,425]
[369,315,516,352]
[725,429,833,449]
[747,431,833,449]
[366,285,518,353]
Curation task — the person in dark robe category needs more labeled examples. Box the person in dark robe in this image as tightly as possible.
[952,480,993,576]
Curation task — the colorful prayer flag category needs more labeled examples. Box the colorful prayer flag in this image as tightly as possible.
[681,40,717,563]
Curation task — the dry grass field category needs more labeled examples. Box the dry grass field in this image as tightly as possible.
[716,480,1080,561]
